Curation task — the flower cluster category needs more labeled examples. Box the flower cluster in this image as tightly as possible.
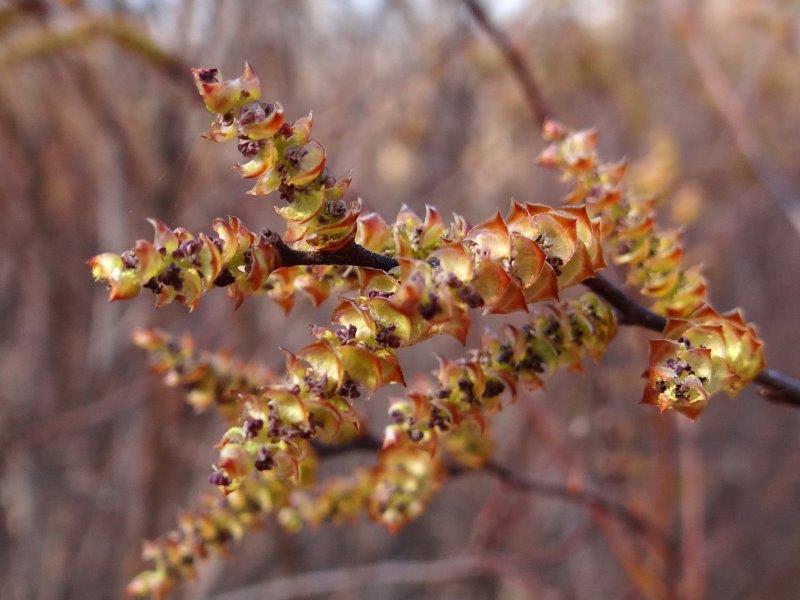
[643,305,765,418]
[133,328,274,421]
[537,122,706,317]
[88,217,280,309]
[193,64,359,252]
[537,121,765,416]
[87,61,776,599]
[209,202,606,493]
[383,293,617,453]
[126,292,616,597]
[88,217,358,311]
[126,462,312,599]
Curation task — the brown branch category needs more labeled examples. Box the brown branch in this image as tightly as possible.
[315,433,672,552]
[457,0,800,407]
[463,461,673,550]
[263,237,800,406]
[461,0,551,128]
[212,552,529,600]
[661,0,800,236]
[267,232,400,273]
[1,15,195,98]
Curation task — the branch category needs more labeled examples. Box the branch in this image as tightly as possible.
[212,553,528,600]
[268,233,400,273]
[661,0,800,237]
[266,237,800,406]
[475,461,666,543]
[316,434,671,551]
[1,15,195,98]
[457,0,800,407]
[461,0,551,128]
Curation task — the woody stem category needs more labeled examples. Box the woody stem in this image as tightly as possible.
[261,237,800,406]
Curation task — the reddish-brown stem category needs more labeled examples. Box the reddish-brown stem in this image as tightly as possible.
[461,0,551,128]
[457,0,800,408]
[261,238,800,406]
[317,434,672,552]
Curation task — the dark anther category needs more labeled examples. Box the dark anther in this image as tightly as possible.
[237,138,262,159]
[213,268,236,287]
[158,263,183,291]
[457,286,484,308]
[304,374,328,396]
[326,199,347,219]
[428,406,451,431]
[367,290,393,299]
[143,277,162,294]
[208,470,231,486]
[254,447,275,471]
[221,112,235,126]
[284,146,303,168]
[239,102,273,126]
[544,318,560,337]
[482,378,505,398]
[546,256,564,275]
[196,68,219,83]
[278,182,296,203]
[338,377,361,399]
[427,257,441,268]
[260,229,281,245]
[458,378,478,404]
[336,324,357,344]
[655,379,668,393]
[121,251,139,269]
[445,273,462,288]
[244,417,264,439]
[278,123,293,138]
[376,324,402,348]
[497,343,514,365]
[174,239,200,259]
[419,294,441,320]
[389,409,406,424]
[517,353,545,374]
[436,388,451,399]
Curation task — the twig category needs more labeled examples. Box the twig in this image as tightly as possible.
[0,15,195,98]
[676,418,706,599]
[460,0,551,127]
[257,237,800,406]
[476,461,664,541]
[211,552,527,600]
[316,433,672,551]
[456,0,800,408]
[267,232,399,273]
[662,0,800,236]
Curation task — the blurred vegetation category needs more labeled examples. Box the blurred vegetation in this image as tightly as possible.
[0,0,799,598]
